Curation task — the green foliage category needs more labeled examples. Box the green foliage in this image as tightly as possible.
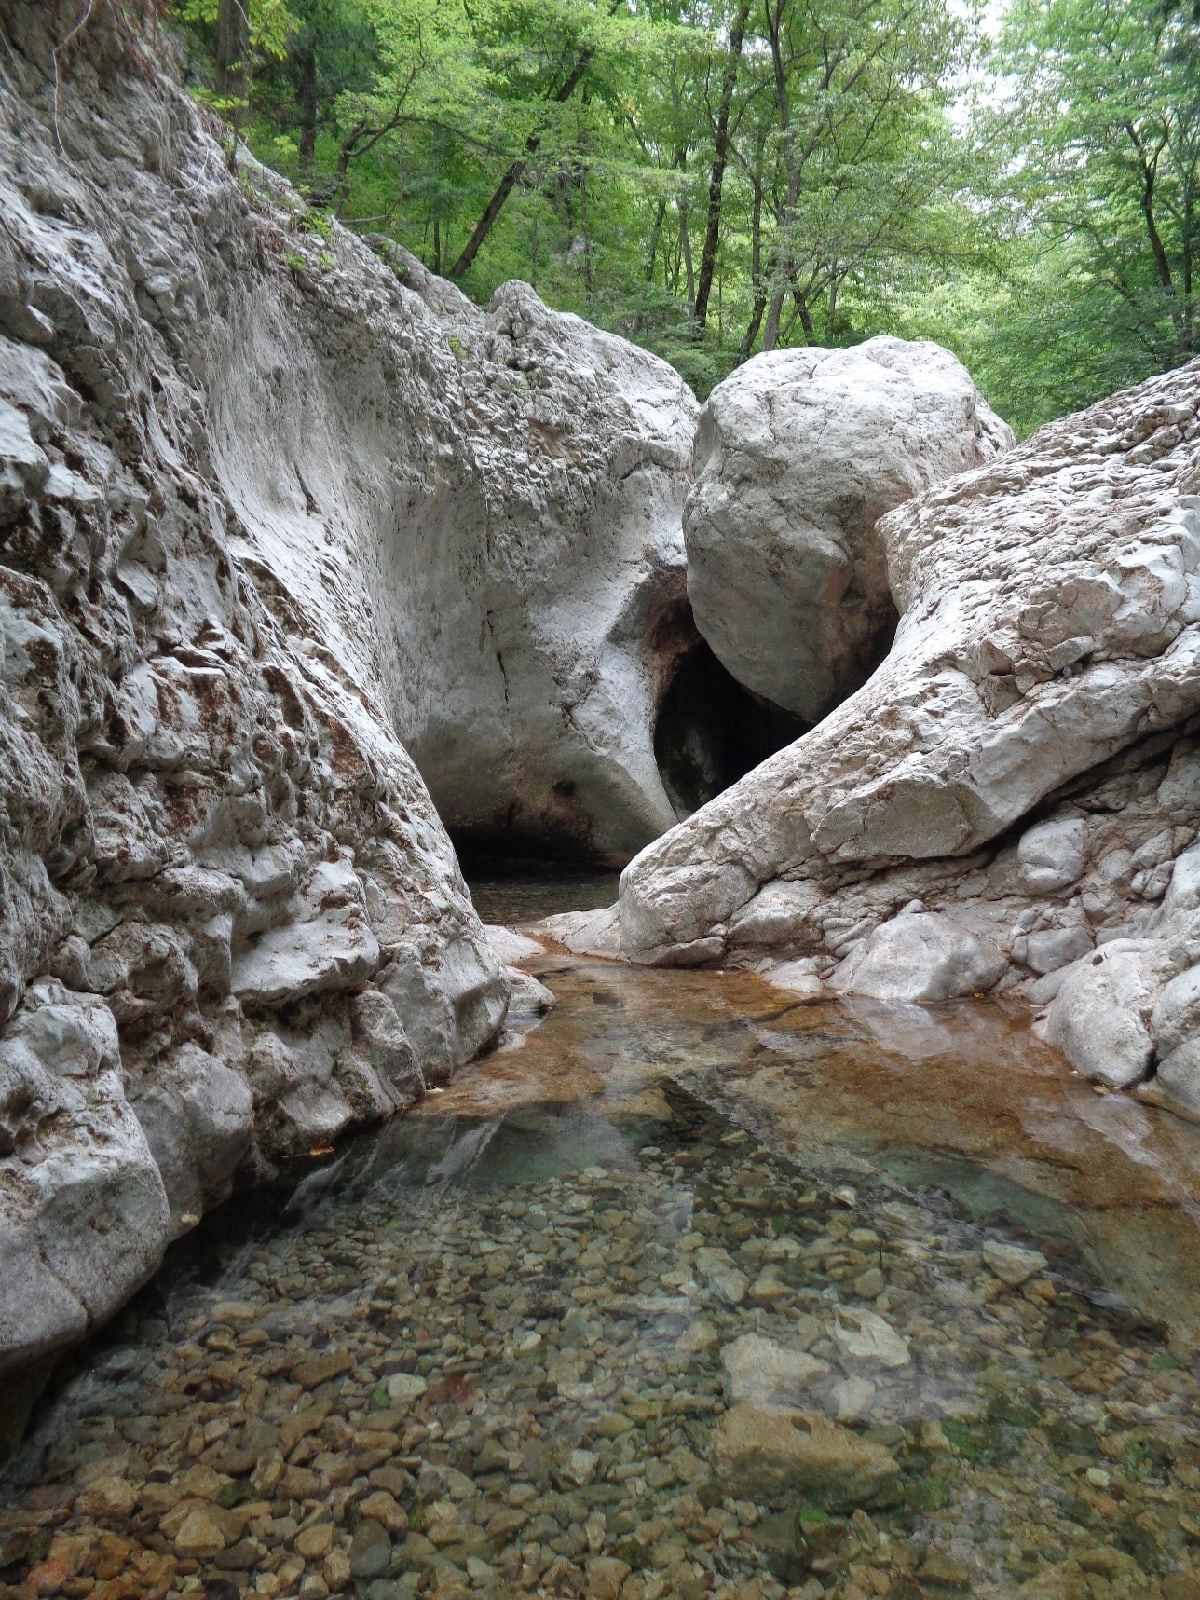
[166,0,1200,426]
[298,207,336,240]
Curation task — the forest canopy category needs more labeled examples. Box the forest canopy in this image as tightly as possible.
[173,0,1200,436]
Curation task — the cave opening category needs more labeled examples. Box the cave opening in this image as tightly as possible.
[653,635,809,818]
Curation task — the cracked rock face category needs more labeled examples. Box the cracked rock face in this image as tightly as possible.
[210,233,698,867]
[684,338,1013,723]
[614,360,1200,1114]
[0,3,556,1373]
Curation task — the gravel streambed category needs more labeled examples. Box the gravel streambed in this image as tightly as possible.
[2,1084,1199,1600]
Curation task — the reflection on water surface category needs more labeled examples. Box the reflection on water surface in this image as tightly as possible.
[2,954,1200,1600]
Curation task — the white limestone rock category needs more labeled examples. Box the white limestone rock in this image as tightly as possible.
[129,1044,254,1223]
[0,986,170,1375]
[231,913,382,1007]
[484,925,545,965]
[1042,940,1172,1087]
[0,8,529,1375]
[685,338,1012,722]
[617,364,1200,986]
[1151,1040,1200,1118]
[1017,817,1087,895]
[212,251,698,866]
[831,910,1006,1003]
[538,905,624,958]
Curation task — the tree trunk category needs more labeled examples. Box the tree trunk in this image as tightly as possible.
[1182,174,1195,355]
[761,285,786,351]
[578,157,593,295]
[738,135,767,360]
[680,202,694,311]
[215,0,248,99]
[645,198,667,282]
[449,12,617,281]
[297,43,317,175]
[693,0,750,330]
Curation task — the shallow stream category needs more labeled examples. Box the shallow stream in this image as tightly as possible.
[3,896,1200,1600]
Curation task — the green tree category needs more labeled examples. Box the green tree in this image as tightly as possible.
[996,0,1200,370]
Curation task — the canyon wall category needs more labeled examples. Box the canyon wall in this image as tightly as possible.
[0,0,697,1374]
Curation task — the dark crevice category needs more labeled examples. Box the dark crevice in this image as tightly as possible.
[653,633,808,817]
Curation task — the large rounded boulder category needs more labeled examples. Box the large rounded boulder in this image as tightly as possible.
[684,337,1013,723]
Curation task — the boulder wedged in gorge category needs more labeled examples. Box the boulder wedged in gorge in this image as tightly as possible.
[684,338,1013,723]
[615,359,1200,1115]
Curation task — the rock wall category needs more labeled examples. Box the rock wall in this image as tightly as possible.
[610,360,1200,1117]
[0,0,691,1374]
[207,241,699,865]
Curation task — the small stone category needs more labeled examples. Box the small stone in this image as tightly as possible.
[713,1404,899,1510]
[349,1520,391,1580]
[832,1377,875,1420]
[832,1308,909,1372]
[385,1373,429,1403]
[173,1505,227,1559]
[747,1273,790,1307]
[981,1239,1048,1286]
[585,1556,632,1600]
[676,1319,719,1353]
[919,1552,972,1587]
[359,1491,408,1533]
[851,1267,884,1299]
[290,1349,354,1389]
[76,1478,139,1519]
[322,1549,351,1592]
[722,1334,827,1407]
[695,1249,747,1305]
[26,1560,70,1596]
[667,1447,710,1486]
[295,1524,335,1559]
[592,1412,634,1438]
[472,1437,509,1473]
[563,1448,598,1486]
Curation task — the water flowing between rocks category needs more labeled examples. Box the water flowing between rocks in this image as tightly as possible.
[3,881,1200,1600]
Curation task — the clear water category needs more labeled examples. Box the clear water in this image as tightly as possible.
[460,866,620,928]
[2,955,1200,1600]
